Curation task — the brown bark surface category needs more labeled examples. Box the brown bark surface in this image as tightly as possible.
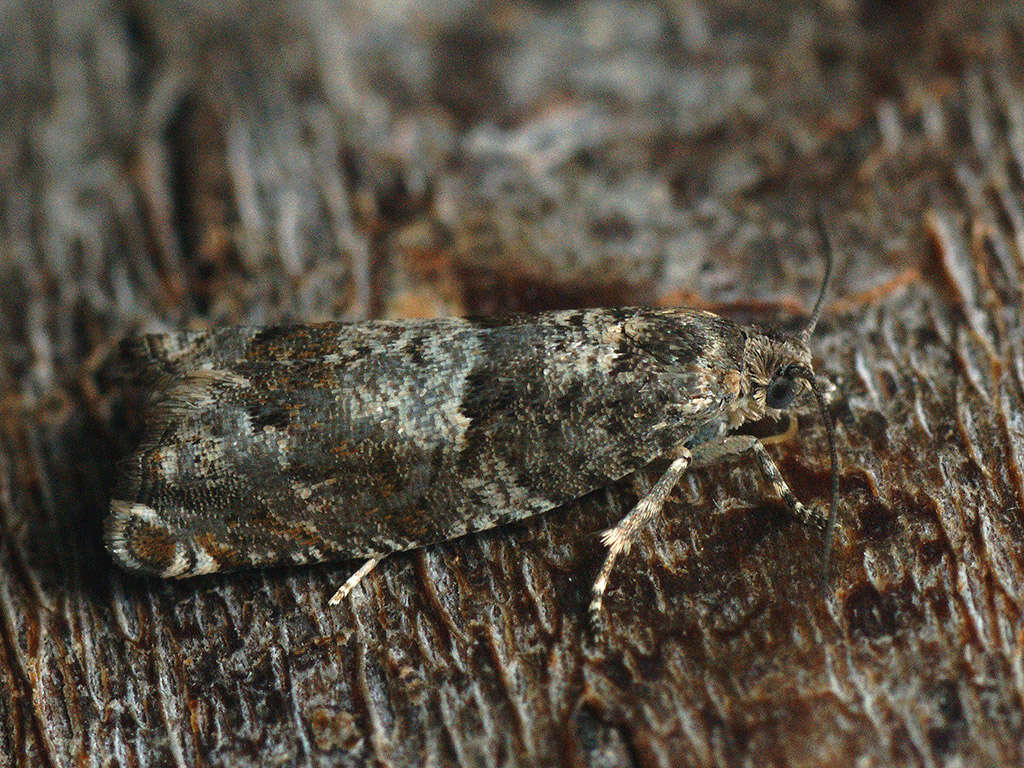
[2,1,1024,766]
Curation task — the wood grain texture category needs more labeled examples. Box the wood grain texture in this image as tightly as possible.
[2,1,1024,766]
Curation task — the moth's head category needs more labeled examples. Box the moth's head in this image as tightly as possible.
[732,279,825,425]
[739,329,815,418]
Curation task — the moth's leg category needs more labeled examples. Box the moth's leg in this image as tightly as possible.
[690,435,826,530]
[759,412,798,446]
[688,433,759,465]
[328,556,385,606]
[589,448,691,624]
[750,440,827,530]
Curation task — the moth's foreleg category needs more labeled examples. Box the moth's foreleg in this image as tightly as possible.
[758,412,798,446]
[328,555,385,606]
[589,448,691,625]
[750,440,826,530]
[690,434,827,531]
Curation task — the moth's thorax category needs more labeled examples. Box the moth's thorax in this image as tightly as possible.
[727,327,814,427]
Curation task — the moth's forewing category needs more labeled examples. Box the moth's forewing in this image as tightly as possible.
[106,310,745,577]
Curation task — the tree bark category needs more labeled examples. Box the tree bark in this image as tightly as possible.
[2,1,1023,766]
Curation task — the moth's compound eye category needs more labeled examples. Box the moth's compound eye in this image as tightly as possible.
[765,374,798,409]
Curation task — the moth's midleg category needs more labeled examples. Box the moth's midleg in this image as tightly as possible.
[328,555,385,605]
[589,449,691,623]
[588,430,830,623]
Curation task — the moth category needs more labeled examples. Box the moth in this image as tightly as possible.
[106,229,838,623]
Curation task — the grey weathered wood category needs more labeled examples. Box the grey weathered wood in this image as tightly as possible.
[2,1,1024,766]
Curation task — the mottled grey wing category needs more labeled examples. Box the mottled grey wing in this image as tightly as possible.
[106,310,743,578]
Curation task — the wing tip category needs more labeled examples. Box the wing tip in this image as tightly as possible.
[105,499,222,578]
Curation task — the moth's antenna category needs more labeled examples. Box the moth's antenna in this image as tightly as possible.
[807,374,839,584]
[788,365,838,583]
[795,207,839,584]
[802,206,833,342]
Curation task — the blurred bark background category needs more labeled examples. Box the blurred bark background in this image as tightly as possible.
[2,1,1024,766]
